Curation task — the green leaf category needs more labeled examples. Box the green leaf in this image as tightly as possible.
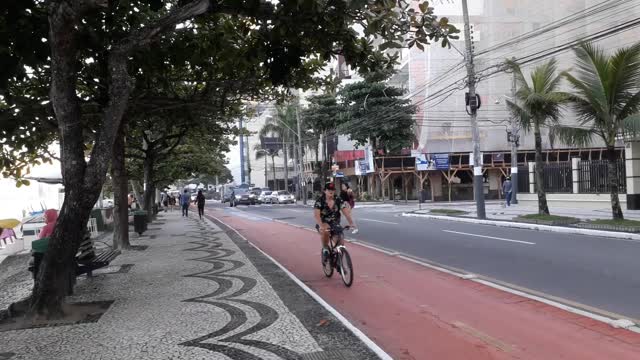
[16,181,23,188]
[416,41,425,51]
[379,41,403,50]
[22,179,30,186]
[418,2,428,13]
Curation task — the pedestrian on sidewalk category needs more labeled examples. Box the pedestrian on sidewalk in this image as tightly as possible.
[196,189,206,219]
[168,195,176,211]
[180,189,190,217]
[502,176,513,207]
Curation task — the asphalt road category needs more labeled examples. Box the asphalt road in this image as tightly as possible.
[207,202,640,321]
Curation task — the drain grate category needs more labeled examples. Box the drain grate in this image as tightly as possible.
[300,350,358,360]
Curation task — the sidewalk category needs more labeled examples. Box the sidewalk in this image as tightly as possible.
[211,207,640,359]
[0,211,376,359]
[410,201,640,221]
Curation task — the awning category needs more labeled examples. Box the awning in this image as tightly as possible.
[333,150,365,162]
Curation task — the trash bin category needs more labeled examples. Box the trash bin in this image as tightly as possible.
[29,237,50,280]
[134,211,148,235]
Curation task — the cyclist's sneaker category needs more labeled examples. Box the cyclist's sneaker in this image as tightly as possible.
[322,248,330,264]
[351,228,359,234]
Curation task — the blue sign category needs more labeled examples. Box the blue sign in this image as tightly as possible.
[335,171,345,178]
[432,154,450,170]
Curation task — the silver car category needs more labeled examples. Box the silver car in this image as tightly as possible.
[258,191,272,204]
[274,191,295,204]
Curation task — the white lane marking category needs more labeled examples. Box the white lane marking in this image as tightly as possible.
[442,230,535,245]
[359,218,399,225]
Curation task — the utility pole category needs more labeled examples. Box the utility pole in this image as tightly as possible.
[245,134,252,186]
[462,0,486,219]
[296,105,307,205]
[239,118,245,184]
[510,68,519,204]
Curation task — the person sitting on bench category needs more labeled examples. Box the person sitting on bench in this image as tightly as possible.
[38,209,58,239]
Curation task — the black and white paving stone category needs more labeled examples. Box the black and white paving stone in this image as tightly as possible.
[0,212,376,359]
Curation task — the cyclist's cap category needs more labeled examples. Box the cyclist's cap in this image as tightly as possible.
[324,182,336,191]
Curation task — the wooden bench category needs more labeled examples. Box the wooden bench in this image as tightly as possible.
[76,248,120,277]
[29,234,120,280]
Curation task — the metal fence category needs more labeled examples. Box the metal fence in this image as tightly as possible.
[517,166,529,193]
[533,162,573,193]
[578,160,626,193]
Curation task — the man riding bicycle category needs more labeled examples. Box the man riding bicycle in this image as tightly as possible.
[314,182,356,263]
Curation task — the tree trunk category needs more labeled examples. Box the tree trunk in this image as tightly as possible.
[111,123,130,250]
[271,155,277,190]
[143,155,155,222]
[607,145,624,220]
[264,156,268,188]
[534,126,550,215]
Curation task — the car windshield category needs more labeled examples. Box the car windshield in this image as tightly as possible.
[262,191,272,195]
[279,191,290,195]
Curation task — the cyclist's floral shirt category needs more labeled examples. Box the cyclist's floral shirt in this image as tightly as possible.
[314,194,346,225]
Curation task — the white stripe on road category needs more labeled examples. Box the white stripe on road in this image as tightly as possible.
[359,218,399,225]
[442,230,535,245]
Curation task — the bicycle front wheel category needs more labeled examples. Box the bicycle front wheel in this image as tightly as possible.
[337,248,353,287]
[322,252,333,278]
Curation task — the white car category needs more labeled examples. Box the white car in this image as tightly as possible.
[274,191,295,204]
[258,191,272,204]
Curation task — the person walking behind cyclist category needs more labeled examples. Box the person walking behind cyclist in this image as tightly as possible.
[196,189,206,219]
[180,189,191,217]
[340,182,358,234]
[314,182,356,264]
[502,176,513,207]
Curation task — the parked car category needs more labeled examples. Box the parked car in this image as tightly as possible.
[258,191,272,204]
[274,191,295,204]
[248,191,258,204]
[233,189,253,205]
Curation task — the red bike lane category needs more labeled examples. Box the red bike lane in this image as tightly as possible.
[206,208,640,360]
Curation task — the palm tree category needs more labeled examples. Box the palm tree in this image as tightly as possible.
[506,58,570,215]
[259,104,300,192]
[553,42,640,220]
[254,144,279,190]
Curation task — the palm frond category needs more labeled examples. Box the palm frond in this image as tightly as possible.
[573,42,610,114]
[562,71,606,124]
[618,90,640,121]
[258,123,282,138]
[622,114,640,137]
[550,125,596,148]
[505,99,532,132]
[505,59,531,93]
[608,42,640,111]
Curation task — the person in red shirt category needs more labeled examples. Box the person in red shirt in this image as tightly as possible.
[38,209,59,239]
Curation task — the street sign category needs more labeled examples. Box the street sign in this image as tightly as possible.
[432,154,450,170]
[335,171,345,178]
[415,154,429,171]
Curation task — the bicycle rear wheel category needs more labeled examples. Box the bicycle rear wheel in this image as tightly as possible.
[337,248,353,287]
[322,251,333,277]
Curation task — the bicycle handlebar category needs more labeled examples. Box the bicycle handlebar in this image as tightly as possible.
[315,224,351,233]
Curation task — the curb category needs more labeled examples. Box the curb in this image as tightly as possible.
[204,211,392,360]
[402,212,640,241]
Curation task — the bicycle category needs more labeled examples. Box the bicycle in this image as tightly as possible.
[316,223,354,287]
